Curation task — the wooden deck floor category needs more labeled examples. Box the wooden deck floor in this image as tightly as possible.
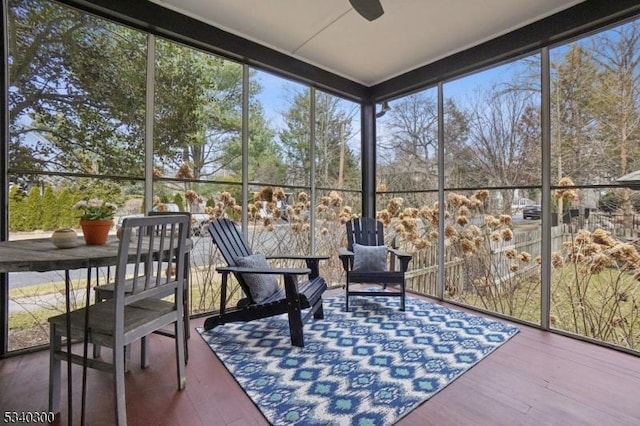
[2,292,640,425]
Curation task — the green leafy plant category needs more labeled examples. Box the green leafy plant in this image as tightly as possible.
[72,199,117,221]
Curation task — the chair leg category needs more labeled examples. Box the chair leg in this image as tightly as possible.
[345,281,350,312]
[93,290,103,359]
[49,324,61,414]
[400,281,406,311]
[286,303,304,347]
[113,342,127,426]
[141,336,150,369]
[125,344,132,372]
[175,320,186,390]
[183,296,190,364]
[313,302,324,320]
[183,270,191,340]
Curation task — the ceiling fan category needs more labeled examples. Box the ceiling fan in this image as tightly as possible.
[349,0,384,21]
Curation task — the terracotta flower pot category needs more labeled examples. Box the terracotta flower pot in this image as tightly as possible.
[80,219,113,245]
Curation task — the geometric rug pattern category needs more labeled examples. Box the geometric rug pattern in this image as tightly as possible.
[198,293,519,425]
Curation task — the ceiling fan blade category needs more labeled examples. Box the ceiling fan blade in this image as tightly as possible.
[349,0,384,21]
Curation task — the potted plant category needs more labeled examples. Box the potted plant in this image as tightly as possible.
[73,199,117,245]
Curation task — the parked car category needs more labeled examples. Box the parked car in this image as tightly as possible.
[259,199,290,222]
[523,204,541,220]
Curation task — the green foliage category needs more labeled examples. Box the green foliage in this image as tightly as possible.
[56,188,78,227]
[8,1,147,177]
[24,187,43,230]
[279,90,360,188]
[8,185,27,231]
[173,193,185,211]
[8,183,123,231]
[9,3,276,189]
[40,186,58,229]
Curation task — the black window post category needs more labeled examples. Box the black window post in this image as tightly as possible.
[361,101,376,219]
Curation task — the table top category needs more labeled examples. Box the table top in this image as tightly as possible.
[0,236,191,273]
[0,237,126,273]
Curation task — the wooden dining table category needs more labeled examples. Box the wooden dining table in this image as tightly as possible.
[0,236,128,272]
[0,235,191,425]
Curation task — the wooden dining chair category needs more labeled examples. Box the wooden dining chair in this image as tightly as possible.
[339,217,412,311]
[48,214,189,426]
[93,211,193,363]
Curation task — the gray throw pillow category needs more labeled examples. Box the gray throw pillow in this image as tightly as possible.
[235,253,279,303]
[352,243,388,271]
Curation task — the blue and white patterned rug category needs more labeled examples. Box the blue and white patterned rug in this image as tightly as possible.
[198,294,519,425]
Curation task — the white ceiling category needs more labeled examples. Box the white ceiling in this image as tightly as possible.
[149,0,585,86]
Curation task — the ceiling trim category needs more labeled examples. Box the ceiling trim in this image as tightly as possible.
[372,0,640,100]
[59,0,371,102]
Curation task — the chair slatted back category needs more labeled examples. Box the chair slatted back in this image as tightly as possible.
[208,218,256,303]
[208,218,253,266]
[346,217,385,250]
[148,211,192,237]
[116,215,189,306]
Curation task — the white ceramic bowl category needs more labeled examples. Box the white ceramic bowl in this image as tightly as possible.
[51,228,80,248]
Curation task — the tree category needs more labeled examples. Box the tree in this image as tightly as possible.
[8,0,147,179]
[24,187,43,230]
[378,92,439,192]
[592,21,640,180]
[8,0,278,195]
[213,91,285,185]
[551,45,601,185]
[441,99,470,189]
[453,87,540,212]
[279,90,359,188]
[591,22,640,226]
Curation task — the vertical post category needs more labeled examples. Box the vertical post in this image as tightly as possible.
[541,47,552,330]
[144,35,155,211]
[309,88,317,254]
[1,0,9,355]
[241,65,249,235]
[337,121,345,189]
[436,82,445,300]
[361,101,376,218]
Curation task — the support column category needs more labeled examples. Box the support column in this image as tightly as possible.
[1,0,9,355]
[361,101,376,218]
[541,47,552,330]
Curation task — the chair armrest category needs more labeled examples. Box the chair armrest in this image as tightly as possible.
[216,266,311,276]
[216,266,313,312]
[388,248,412,259]
[266,255,329,261]
[337,247,354,271]
[337,247,354,258]
[265,255,329,279]
[388,248,412,272]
